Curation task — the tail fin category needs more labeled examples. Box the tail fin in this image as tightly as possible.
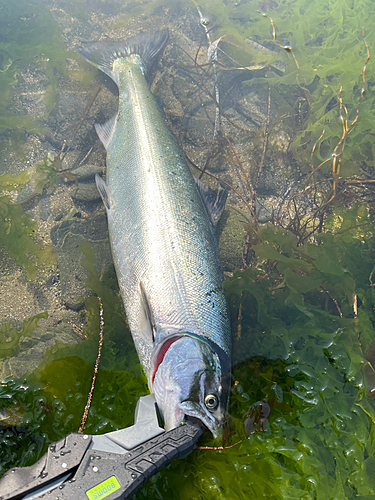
[77,29,169,85]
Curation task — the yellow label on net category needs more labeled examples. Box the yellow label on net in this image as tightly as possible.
[86,476,121,500]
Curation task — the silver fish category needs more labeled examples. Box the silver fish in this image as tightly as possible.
[78,30,231,437]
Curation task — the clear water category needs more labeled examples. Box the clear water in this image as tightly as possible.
[1,0,375,498]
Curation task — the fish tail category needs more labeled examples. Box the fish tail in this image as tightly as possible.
[77,29,169,85]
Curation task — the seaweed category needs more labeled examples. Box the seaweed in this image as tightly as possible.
[0,312,48,359]
[0,0,85,135]
[0,168,56,280]
[189,0,374,179]
[132,204,375,499]
[0,240,149,476]
[2,187,375,498]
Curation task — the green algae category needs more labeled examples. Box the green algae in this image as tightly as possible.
[0,241,147,475]
[130,204,375,499]
[2,206,375,498]
[193,0,374,174]
[0,0,90,134]
[0,168,56,280]
[0,312,48,359]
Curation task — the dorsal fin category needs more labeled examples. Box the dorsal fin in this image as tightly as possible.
[194,178,228,226]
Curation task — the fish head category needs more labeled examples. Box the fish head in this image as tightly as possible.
[152,336,228,438]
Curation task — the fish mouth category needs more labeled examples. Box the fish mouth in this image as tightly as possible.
[179,401,220,438]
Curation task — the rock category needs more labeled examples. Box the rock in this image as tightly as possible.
[71,164,105,182]
[217,206,248,272]
[50,211,112,306]
[64,300,85,312]
[71,182,102,202]
[38,194,51,221]
[0,407,23,427]
[0,324,83,380]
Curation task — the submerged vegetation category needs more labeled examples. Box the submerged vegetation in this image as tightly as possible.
[133,203,375,499]
[194,0,375,169]
[0,0,94,137]
[0,0,66,130]
[3,203,373,498]
[0,166,56,279]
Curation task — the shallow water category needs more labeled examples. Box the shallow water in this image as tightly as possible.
[1,0,375,498]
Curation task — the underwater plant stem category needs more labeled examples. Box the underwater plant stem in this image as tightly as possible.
[328,30,370,201]
[242,233,251,269]
[241,86,271,268]
[353,294,358,319]
[78,296,104,433]
[196,7,221,178]
[196,439,244,451]
[78,146,94,167]
[196,428,267,451]
[185,152,258,223]
[369,269,375,287]
[236,303,242,340]
[334,222,371,235]
[254,85,271,195]
[262,14,276,41]
[310,129,325,206]
[225,136,254,206]
[256,260,278,282]
[61,85,101,162]
[175,44,252,134]
[319,286,342,318]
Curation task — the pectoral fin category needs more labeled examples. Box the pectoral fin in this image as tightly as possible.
[194,178,227,226]
[95,174,111,210]
[140,282,155,343]
[95,114,118,150]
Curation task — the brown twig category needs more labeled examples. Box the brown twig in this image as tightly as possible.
[256,260,278,282]
[77,146,94,167]
[175,44,253,134]
[61,85,101,162]
[241,86,271,268]
[254,85,271,196]
[78,296,104,433]
[196,428,267,451]
[185,153,257,221]
[319,286,342,318]
[225,136,254,208]
[369,269,375,287]
[334,222,371,235]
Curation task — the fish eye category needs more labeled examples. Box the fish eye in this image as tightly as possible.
[204,394,219,411]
